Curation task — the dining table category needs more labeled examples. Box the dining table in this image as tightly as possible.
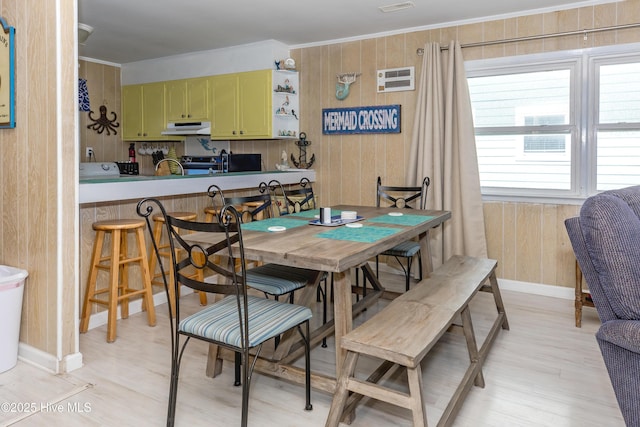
[184,204,451,393]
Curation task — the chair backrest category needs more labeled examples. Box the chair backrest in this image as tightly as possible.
[565,185,640,322]
[376,176,430,209]
[217,182,273,222]
[206,184,226,222]
[137,198,251,345]
[267,178,316,215]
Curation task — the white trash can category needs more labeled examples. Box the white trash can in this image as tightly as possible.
[0,265,28,373]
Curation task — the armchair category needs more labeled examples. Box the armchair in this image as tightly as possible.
[565,185,640,426]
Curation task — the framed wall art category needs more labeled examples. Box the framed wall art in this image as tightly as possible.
[0,17,15,128]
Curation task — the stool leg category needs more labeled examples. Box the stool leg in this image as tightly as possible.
[136,227,157,328]
[81,230,105,333]
[106,230,121,343]
[120,231,130,320]
[147,220,163,304]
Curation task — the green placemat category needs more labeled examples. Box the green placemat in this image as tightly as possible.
[316,225,401,243]
[240,217,309,232]
[367,214,434,226]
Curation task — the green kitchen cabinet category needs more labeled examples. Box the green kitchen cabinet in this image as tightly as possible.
[122,82,179,141]
[210,70,272,139]
[166,77,210,122]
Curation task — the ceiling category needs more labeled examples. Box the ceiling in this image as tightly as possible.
[78,0,620,64]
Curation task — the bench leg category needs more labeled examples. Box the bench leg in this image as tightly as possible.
[460,306,485,388]
[483,271,510,331]
[406,366,428,427]
[326,351,359,427]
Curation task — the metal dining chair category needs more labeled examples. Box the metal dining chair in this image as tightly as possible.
[266,178,338,347]
[137,198,313,427]
[208,183,320,305]
[269,177,316,215]
[375,176,431,291]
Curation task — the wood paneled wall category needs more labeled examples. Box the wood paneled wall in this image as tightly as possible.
[0,0,77,364]
[79,61,122,163]
[291,0,640,290]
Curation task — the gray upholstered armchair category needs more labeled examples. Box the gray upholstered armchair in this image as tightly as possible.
[565,185,640,426]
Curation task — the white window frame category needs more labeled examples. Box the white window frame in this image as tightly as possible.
[466,42,640,203]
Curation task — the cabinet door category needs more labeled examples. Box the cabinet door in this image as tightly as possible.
[186,77,210,121]
[165,79,187,121]
[238,70,271,138]
[211,74,239,138]
[142,82,166,138]
[122,85,143,140]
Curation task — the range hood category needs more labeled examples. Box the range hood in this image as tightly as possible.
[161,121,211,135]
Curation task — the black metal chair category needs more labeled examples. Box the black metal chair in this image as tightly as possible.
[223,182,273,222]
[208,183,319,305]
[266,178,334,347]
[270,177,316,215]
[376,176,431,291]
[137,198,313,427]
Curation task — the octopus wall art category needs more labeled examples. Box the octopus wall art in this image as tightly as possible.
[87,105,120,135]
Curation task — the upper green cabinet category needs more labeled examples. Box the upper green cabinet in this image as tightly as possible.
[122,82,180,141]
[166,77,210,122]
[211,70,271,139]
[210,70,299,140]
[121,70,298,141]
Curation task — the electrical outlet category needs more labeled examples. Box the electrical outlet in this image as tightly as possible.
[86,147,94,159]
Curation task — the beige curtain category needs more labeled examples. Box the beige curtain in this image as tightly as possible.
[407,41,488,267]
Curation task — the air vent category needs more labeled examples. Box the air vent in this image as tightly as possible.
[377,66,415,93]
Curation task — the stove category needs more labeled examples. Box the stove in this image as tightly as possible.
[180,156,224,175]
[180,153,263,175]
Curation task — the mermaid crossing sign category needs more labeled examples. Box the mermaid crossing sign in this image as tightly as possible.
[322,104,400,135]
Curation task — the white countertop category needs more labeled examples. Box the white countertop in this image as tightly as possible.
[79,169,316,204]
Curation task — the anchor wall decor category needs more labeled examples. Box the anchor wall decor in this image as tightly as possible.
[335,72,361,100]
[291,132,315,169]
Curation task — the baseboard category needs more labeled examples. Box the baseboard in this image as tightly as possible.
[17,343,83,374]
[497,278,574,300]
[85,286,195,330]
[373,261,574,300]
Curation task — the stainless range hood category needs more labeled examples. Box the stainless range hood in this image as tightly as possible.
[161,121,211,135]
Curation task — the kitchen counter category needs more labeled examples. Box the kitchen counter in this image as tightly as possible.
[79,169,316,204]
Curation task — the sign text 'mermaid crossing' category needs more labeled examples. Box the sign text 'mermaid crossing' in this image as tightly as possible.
[322,105,401,134]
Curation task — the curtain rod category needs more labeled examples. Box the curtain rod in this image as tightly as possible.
[417,22,640,55]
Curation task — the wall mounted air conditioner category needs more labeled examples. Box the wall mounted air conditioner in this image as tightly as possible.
[377,66,415,93]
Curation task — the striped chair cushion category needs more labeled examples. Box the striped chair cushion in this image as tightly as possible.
[179,295,312,348]
[382,241,420,258]
[246,264,316,296]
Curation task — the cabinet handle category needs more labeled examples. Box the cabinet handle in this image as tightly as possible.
[240,130,244,135]
[187,114,191,118]
[137,133,142,136]
[232,130,236,135]
[143,133,147,136]
[181,114,185,118]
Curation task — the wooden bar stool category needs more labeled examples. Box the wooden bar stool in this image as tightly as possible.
[81,219,157,343]
[148,212,208,311]
[204,207,220,223]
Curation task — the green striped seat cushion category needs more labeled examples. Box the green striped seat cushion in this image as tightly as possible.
[246,264,316,296]
[179,295,312,348]
[382,241,421,258]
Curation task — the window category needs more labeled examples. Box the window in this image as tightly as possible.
[466,44,640,200]
[594,60,640,191]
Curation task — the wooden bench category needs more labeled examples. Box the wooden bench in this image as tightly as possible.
[325,255,509,427]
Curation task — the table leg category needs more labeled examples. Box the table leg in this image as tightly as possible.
[332,270,352,375]
[418,230,433,278]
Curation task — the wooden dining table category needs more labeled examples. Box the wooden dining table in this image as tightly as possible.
[184,204,451,393]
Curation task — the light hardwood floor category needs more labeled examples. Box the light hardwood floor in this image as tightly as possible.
[0,272,625,427]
